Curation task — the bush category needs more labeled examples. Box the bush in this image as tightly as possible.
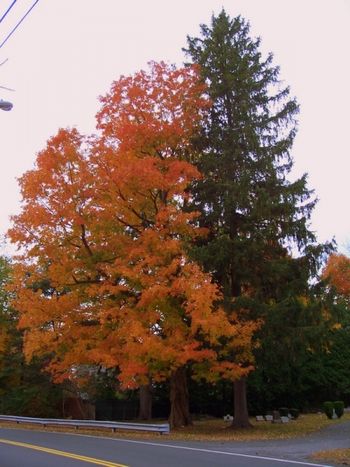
[289,408,299,419]
[278,407,289,417]
[323,401,334,419]
[334,401,344,419]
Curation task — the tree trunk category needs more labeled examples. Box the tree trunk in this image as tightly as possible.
[138,383,153,420]
[230,377,252,429]
[169,366,192,428]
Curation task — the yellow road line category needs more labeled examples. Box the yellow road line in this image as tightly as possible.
[0,438,128,467]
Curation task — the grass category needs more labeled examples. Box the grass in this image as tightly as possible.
[0,412,349,442]
[311,448,350,466]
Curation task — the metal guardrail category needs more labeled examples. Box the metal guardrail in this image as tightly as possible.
[0,415,170,434]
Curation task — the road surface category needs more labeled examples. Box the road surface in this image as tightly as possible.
[1,423,347,467]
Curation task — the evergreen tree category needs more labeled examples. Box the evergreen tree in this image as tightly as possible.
[184,10,331,428]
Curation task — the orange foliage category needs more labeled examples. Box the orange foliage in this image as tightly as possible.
[323,253,350,297]
[8,62,256,388]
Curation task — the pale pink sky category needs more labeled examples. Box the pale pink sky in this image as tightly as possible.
[0,0,349,254]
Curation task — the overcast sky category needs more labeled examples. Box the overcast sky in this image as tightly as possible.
[0,0,349,255]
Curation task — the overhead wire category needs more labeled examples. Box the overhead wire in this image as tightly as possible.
[0,0,39,50]
[0,0,17,25]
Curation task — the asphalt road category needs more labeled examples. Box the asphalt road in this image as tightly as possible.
[0,423,348,467]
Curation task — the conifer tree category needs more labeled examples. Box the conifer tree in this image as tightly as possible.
[185,10,330,428]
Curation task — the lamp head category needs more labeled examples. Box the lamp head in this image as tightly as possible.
[0,99,12,111]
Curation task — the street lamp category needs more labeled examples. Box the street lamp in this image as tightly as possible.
[0,99,12,111]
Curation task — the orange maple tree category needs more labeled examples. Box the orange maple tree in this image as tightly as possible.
[9,62,257,427]
[323,253,350,297]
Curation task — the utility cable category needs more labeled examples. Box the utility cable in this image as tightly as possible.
[0,0,17,25]
[0,0,39,50]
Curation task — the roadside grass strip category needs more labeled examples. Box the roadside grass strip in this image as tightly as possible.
[1,413,349,442]
[312,448,350,466]
[0,438,128,467]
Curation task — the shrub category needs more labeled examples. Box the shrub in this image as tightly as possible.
[278,407,289,417]
[289,408,299,419]
[334,401,344,419]
[323,401,334,419]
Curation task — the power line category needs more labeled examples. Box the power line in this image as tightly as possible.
[0,0,39,50]
[0,0,17,25]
